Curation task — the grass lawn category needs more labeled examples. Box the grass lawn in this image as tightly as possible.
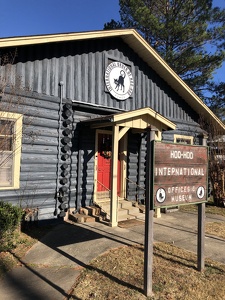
[0,202,224,299]
[0,224,53,278]
[69,202,225,300]
[69,243,225,300]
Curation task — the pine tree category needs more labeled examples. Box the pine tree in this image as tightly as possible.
[104,0,225,101]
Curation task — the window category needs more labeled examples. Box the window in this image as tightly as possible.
[174,134,193,145]
[0,112,23,189]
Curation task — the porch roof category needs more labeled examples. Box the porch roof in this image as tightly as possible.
[81,107,176,131]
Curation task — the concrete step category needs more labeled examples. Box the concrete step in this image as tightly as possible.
[118,200,134,209]
[68,213,97,223]
[118,206,139,216]
[98,202,110,213]
[117,205,144,222]
[68,205,107,224]
[85,205,109,221]
[69,200,145,224]
[95,200,144,222]
[97,200,134,211]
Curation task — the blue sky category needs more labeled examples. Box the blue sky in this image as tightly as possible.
[0,0,224,82]
[0,0,120,38]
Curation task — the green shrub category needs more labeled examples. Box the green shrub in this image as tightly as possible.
[0,201,24,251]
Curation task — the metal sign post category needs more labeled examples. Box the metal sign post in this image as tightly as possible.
[198,202,205,271]
[144,127,155,297]
[197,134,208,271]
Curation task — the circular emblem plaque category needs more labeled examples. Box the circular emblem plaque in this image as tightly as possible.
[197,186,205,199]
[156,188,166,203]
[105,62,134,100]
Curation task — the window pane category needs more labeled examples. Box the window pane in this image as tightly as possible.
[0,167,12,186]
[0,153,13,186]
[0,136,13,151]
[0,152,13,167]
[176,138,191,144]
[0,120,14,135]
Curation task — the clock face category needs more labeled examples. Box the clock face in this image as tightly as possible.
[156,188,166,203]
[197,186,205,199]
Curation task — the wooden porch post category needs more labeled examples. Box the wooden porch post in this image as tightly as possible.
[110,125,119,227]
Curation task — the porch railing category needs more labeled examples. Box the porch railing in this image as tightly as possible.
[95,180,117,221]
[96,180,119,202]
[97,178,146,205]
[96,180,111,202]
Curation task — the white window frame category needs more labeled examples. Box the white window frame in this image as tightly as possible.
[0,112,23,190]
[174,134,193,145]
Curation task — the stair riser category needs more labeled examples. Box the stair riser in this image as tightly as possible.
[73,201,145,223]
[99,201,133,211]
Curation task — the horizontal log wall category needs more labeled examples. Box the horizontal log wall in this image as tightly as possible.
[0,93,62,220]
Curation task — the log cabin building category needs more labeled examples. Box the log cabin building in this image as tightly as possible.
[0,29,224,226]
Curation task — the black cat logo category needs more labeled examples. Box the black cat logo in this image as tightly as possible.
[114,70,126,92]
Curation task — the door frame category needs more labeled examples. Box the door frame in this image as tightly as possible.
[94,129,127,204]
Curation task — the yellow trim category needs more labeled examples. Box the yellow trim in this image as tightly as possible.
[112,107,176,130]
[110,125,119,227]
[0,29,134,47]
[0,112,23,190]
[89,107,176,131]
[1,29,224,131]
[155,131,162,141]
[174,134,193,145]
[118,127,129,141]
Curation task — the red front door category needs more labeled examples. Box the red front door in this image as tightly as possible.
[97,133,121,195]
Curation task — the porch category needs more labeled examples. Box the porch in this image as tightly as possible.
[76,107,176,227]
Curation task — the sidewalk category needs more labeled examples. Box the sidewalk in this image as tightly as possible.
[0,211,224,300]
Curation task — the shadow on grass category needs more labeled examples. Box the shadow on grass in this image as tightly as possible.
[153,243,225,275]
[1,221,145,299]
